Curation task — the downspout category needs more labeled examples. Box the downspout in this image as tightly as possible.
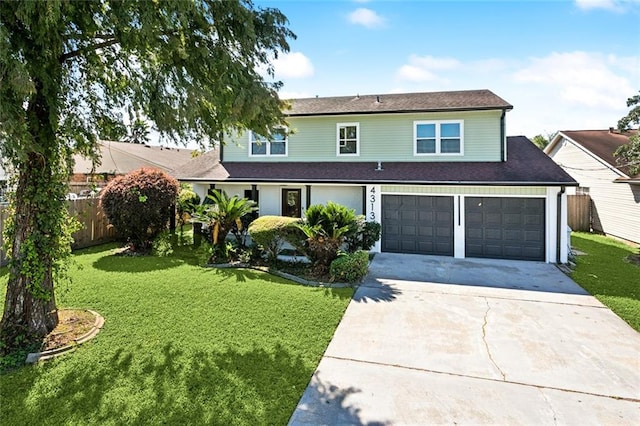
[500,109,506,162]
[217,131,224,163]
[556,186,566,263]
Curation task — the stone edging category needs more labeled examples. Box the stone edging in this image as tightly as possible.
[206,263,355,288]
[26,309,105,364]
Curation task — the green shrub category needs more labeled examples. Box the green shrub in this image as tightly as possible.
[248,215,301,261]
[345,217,381,252]
[100,167,180,251]
[361,221,382,251]
[190,190,257,258]
[330,250,369,283]
[177,184,201,229]
[297,202,359,271]
[152,231,174,257]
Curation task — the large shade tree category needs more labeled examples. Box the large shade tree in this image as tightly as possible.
[616,91,640,176]
[0,0,294,351]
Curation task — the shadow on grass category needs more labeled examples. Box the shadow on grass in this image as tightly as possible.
[0,342,372,425]
[203,267,355,300]
[92,255,186,273]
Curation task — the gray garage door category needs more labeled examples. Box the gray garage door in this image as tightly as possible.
[382,195,454,256]
[465,197,545,261]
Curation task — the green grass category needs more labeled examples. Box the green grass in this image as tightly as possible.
[571,232,640,332]
[0,241,353,425]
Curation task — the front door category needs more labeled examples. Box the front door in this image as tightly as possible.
[282,188,302,218]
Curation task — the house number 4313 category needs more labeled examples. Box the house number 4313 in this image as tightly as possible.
[369,187,376,220]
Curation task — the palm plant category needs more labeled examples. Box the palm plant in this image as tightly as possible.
[191,190,257,259]
[296,202,358,271]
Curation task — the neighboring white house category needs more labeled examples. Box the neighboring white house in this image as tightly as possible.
[175,90,577,263]
[545,129,640,244]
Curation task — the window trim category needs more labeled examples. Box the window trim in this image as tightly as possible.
[336,122,360,157]
[248,127,288,157]
[413,120,464,156]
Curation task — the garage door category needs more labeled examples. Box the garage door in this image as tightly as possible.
[465,197,545,261]
[382,195,454,255]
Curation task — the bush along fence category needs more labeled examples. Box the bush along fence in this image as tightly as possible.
[0,198,117,266]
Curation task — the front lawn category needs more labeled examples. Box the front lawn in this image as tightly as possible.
[0,242,353,425]
[571,232,640,332]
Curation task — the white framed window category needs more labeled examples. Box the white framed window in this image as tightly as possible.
[337,123,359,156]
[249,127,288,157]
[414,120,464,156]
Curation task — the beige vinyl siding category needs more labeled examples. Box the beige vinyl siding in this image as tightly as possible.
[548,138,640,243]
[381,185,546,196]
[223,110,503,162]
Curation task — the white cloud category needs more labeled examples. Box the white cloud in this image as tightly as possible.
[395,55,460,82]
[396,65,439,82]
[389,51,636,137]
[347,8,385,28]
[574,0,640,12]
[512,51,634,109]
[272,52,314,79]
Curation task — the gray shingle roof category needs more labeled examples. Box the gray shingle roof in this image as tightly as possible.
[174,137,576,186]
[74,141,194,175]
[286,89,513,116]
[555,130,638,178]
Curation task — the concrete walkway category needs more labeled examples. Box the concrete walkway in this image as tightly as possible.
[289,253,640,425]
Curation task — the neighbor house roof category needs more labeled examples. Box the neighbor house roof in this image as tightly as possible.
[73,140,195,175]
[286,89,513,116]
[545,129,638,179]
[174,136,576,186]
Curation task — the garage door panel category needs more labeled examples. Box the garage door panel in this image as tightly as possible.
[524,230,543,242]
[465,197,545,261]
[401,225,416,235]
[419,211,434,222]
[504,230,522,241]
[382,195,453,256]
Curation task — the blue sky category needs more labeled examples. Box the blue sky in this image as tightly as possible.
[255,0,640,138]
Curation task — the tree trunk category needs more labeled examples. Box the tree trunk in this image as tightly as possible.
[0,158,58,347]
[0,74,63,350]
[0,155,59,348]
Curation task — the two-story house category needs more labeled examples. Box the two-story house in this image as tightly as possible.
[174,90,576,263]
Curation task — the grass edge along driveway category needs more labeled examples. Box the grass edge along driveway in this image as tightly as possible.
[571,232,640,332]
[0,243,353,425]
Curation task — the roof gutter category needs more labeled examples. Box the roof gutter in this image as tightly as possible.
[556,185,566,264]
[286,105,514,118]
[176,178,578,186]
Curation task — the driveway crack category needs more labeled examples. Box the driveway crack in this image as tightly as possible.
[539,388,558,425]
[482,297,506,381]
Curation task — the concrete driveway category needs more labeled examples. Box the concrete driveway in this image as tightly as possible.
[289,253,640,425]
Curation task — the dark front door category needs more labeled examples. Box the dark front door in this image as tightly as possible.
[382,195,454,256]
[465,197,545,261]
[282,189,302,218]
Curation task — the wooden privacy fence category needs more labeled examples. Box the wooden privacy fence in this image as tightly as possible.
[0,198,116,266]
[567,194,591,232]
[67,198,117,249]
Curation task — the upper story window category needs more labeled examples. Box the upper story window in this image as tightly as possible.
[414,120,464,155]
[337,123,359,156]
[249,128,287,157]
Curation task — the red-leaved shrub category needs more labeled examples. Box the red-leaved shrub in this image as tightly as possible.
[100,167,180,251]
